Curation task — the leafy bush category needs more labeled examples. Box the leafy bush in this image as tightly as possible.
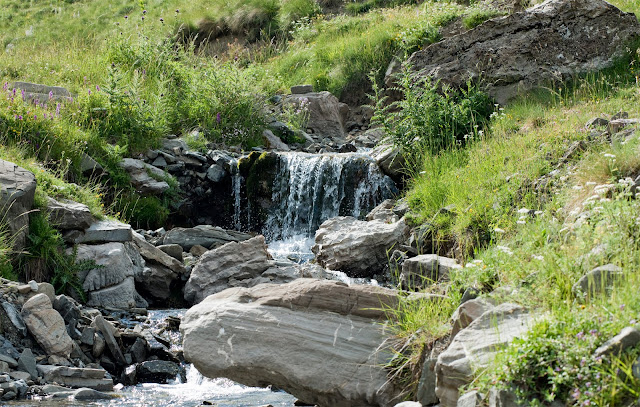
[19,212,89,300]
[370,67,494,161]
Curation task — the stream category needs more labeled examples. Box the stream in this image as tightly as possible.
[12,150,396,406]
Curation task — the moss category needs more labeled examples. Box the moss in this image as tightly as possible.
[246,152,279,201]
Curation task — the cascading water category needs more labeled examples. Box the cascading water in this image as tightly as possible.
[262,152,397,262]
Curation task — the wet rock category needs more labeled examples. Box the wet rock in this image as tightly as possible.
[136,360,182,384]
[163,225,251,251]
[21,294,74,358]
[402,0,640,104]
[53,295,82,326]
[73,387,115,400]
[37,365,113,391]
[400,254,462,289]
[0,159,37,251]
[182,279,405,407]
[205,163,227,183]
[313,217,410,278]
[184,236,295,305]
[92,316,126,367]
[371,144,405,182]
[435,304,533,406]
[46,197,94,230]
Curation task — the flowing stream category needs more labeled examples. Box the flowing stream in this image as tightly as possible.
[11,151,395,406]
[261,152,396,261]
[9,310,296,407]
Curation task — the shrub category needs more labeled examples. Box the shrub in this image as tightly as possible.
[370,66,494,163]
[19,211,88,300]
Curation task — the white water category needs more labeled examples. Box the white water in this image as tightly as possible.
[264,152,396,260]
[8,310,295,407]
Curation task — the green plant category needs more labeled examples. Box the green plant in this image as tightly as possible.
[461,8,502,30]
[19,211,89,300]
[370,66,494,161]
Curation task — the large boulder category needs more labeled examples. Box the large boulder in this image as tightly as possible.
[72,243,147,309]
[403,0,640,104]
[435,304,533,406]
[312,216,410,278]
[284,91,349,141]
[163,225,252,251]
[182,279,406,407]
[0,160,36,251]
[21,294,74,358]
[184,235,298,305]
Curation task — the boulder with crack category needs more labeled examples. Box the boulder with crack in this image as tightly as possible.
[182,279,414,407]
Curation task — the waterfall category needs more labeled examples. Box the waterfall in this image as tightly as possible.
[264,152,397,241]
[231,162,242,231]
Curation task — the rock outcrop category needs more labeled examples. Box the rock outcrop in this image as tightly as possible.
[0,160,36,251]
[46,197,94,231]
[183,235,299,305]
[182,279,406,407]
[72,243,147,309]
[312,216,410,278]
[119,158,171,196]
[403,0,640,104]
[435,303,533,406]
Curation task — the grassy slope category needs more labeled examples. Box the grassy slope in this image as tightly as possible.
[390,1,640,403]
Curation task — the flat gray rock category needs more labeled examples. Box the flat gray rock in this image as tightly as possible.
[46,197,94,230]
[67,219,132,244]
[182,279,406,407]
[0,159,36,251]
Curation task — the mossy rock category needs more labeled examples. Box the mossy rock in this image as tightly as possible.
[246,152,279,204]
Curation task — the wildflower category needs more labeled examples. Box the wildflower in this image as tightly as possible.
[160,18,164,23]
[48,90,53,100]
[2,82,7,91]
[576,331,584,339]
[620,304,626,310]
[88,90,91,96]
[124,15,128,19]
[142,9,147,14]
[21,89,25,100]
[17,115,22,120]
[55,103,60,117]
[216,112,221,124]
[589,329,598,335]
[34,115,37,120]
[96,85,100,91]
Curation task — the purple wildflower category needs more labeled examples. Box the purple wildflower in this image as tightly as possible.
[2,82,7,91]
[124,15,128,19]
[589,329,598,335]
[34,115,37,120]
[49,90,53,100]
[55,103,60,117]
[576,331,584,339]
[96,85,100,92]
[160,18,164,23]
[17,115,22,120]
[216,112,221,124]
[21,89,25,100]
[142,9,147,14]
[12,88,16,96]
[88,90,91,96]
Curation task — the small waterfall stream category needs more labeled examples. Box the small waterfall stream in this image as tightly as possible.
[261,152,396,261]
